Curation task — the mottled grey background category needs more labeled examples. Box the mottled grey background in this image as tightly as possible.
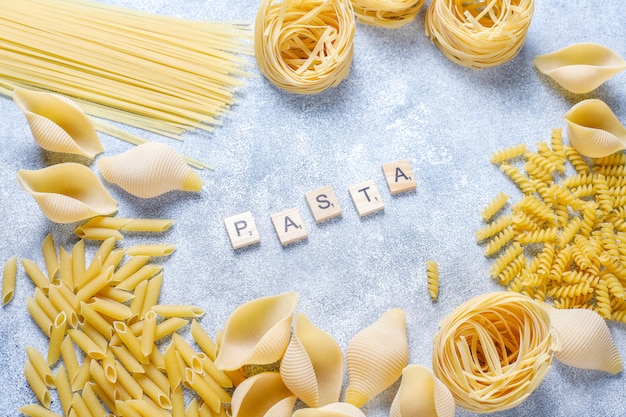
[1,1,625,416]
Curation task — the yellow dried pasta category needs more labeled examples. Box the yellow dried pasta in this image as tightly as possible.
[479,128,626,322]
[425,260,439,301]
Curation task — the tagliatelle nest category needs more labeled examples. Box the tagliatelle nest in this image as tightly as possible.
[425,0,534,68]
[254,0,356,94]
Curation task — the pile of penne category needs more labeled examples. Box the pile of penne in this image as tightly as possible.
[11,232,236,417]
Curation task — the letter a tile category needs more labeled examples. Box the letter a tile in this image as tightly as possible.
[349,179,385,217]
[224,211,260,250]
[271,208,308,247]
[382,159,417,195]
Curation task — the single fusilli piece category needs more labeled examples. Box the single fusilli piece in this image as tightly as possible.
[425,260,439,302]
[490,144,527,164]
[480,191,509,222]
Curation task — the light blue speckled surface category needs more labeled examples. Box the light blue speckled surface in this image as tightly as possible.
[1,1,625,416]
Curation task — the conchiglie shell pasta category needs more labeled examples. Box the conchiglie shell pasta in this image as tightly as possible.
[564,99,626,158]
[16,163,118,223]
[292,402,367,417]
[389,365,455,417]
[230,372,297,417]
[214,292,299,371]
[544,305,622,374]
[12,88,104,159]
[345,308,408,408]
[534,43,626,94]
[279,313,344,408]
[97,142,203,198]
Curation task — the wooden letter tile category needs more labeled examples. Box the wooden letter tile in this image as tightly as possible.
[382,159,417,194]
[305,185,342,224]
[270,208,308,247]
[224,211,260,250]
[349,179,385,217]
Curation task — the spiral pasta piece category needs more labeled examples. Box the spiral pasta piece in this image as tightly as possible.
[254,0,356,94]
[432,292,554,413]
[350,0,425,28]
[425,0,534,68]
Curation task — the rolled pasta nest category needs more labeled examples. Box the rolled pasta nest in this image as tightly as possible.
[254,0,356,94]
[350,0,426,28]
[432,292,554,413]
[425,0,534,69]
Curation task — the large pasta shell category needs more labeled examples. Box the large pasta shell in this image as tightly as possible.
[544,305,622,374]
[564,99,626,158]
[534,43,626,94]
[214,292,299,371]
[279,313,344,408]
[97,142,203,198]
[389,365,455,417]
[12,88,103,159]
[345,308,408,408]
[231,372,297,417]
[292,402,367,417]
[16,163,118,224]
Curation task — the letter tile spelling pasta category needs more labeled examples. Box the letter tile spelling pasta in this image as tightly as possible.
[254,0,356,94]
[480,127,626,322]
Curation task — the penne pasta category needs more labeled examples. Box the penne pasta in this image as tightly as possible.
[2,255,17,305]
[60,335,79,384]
[151,304,205,319]
[18,404,63,417]
[185,398,200,417]
[48,311,67,365]
[80,301,114,340]
[111,256,150,285]
[41,234,59,281]
[141,310,157,358]
[149,342,166,371]
[116,264,163,292]
[22,258,50,294]
[71,240,86,288]
[191,319,218,361]
[82,382,109,417]
[125,398,171,417]
[110,345,146,375]
[114,321,148,364]
[164,344,184,390]
[134,373,172,410]
[81,322,109,352]
[121,219,175,233]
[198,354,232,388]
[155,318,189,340]
[92,237,118,266]
[33,287,58,322]
[71,392,92,417]
[141,273,163,319]
[68,329,107,360]
[82,216,132,230]
[26,296,53,337]
[115,400,143,417]
[100,248,126,273]
[96,286,134,304]
[90,360,119,404]
[75,226,124,241]
[197,364,231,403]
[75,255,103,291]
[115,361,144,400]
[59,246,74,291]
[87,297,132,321]
[143,362,170,394]
[25,346,54,387]
[71,357,92,392]
[54,364,73,416]
[102,349,118,384]
[75,266,114,303]
[129,280,148,324]
[47,285,79,328]
[171,385,185,417]
[185,367,221,414]
[126,244,176,257]
[172,333,203,374]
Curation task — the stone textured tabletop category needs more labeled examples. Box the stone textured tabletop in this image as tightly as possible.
[0,1,624,416]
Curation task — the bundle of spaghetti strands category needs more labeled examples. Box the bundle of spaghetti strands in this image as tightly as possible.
[254,0,356,94]
[432,292,554,413]
[425,0,534,69]
[0,0,252,141]
[351,0,426,28]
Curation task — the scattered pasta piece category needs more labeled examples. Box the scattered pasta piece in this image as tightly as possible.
[425,260,439,301]
[425,0,534,68]
[2,256,18,306]
[481,127,626,322]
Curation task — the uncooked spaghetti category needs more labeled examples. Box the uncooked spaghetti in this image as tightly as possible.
[0,0,252,140]
[425,0,534,69]
[254,0,356,94]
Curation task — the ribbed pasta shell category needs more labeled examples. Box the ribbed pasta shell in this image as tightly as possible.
[389,365,455,417]
[345,308,408,408]
[231,372,297,417]
[534,43,626,94]
[291,402,367,417]
[544,305,622,374]
[279,313,343,408]
[16,163,118,224]
[564,99,626,158]
[12,88,103,159]
[97,142,203,198]
[214,292,299,371]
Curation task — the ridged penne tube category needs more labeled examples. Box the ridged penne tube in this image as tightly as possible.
[25,346,54,388]
[151,304,205,318]
[291,402,367,417]
[16,163,118,223]
[22,258,50,295]
[534,43,626,94]
[48,311,67,365]
[2,255,17,305]
[191,319,218,361]
[544,305,622,374]
[25,360,51,409]
[230,372,297,417]
[12,87,104,159]
[98,142,203,198]
[279,313,344,408]
[564,99,626,158]
[345,308,408,408]
[389,365,455,417]
[214,291,298,371]
[185,368,222,414]
[126,244,176,257]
